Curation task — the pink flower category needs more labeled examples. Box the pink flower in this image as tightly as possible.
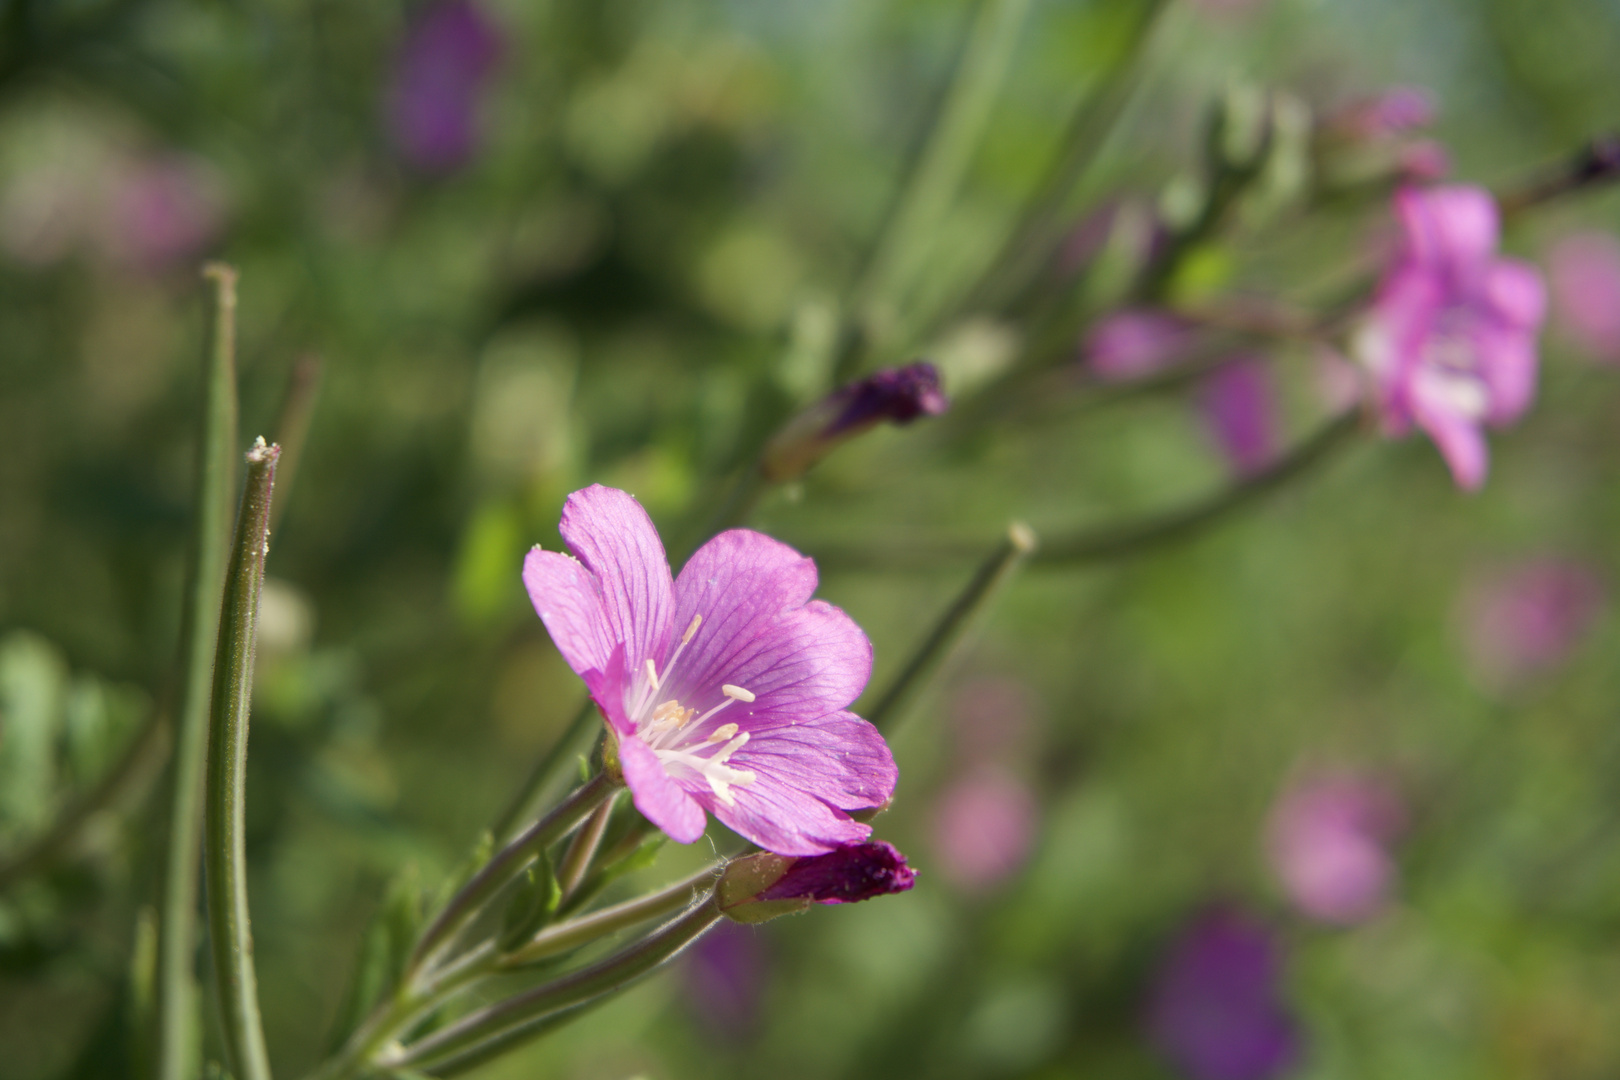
[1266,770,1403,925]
[930,768,1037,893]
[1354,186,1547,490]
[1460,558,1606,690]
[523,485,896,855]
[1548,231,1620,360]
[387,0,502,172]
[1198,358,1278,478]
[1083,309,1194,381]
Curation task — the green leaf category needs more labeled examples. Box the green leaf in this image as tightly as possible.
[0,632,69,838]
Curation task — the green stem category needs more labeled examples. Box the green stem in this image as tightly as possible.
[500,863,720,967]
[155,261,241,1080]
[865,521,1038,733]
[408,773,617,981]
[490,696,598,842]
[389,895,723,1073]
[1034,407,1361,565]
[204,439,280,1080]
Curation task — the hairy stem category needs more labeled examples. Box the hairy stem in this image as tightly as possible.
[203,439,280,1080]
[500,863,721,967]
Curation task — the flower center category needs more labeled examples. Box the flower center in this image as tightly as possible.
[625,613,758,806]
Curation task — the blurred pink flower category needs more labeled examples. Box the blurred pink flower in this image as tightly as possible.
[1146,908,1300,1080]
[104,154,227,270]
[387,0,503,172]
[1198,358,1278,478]
[1084,309,1194,381]
[930,767,1038,893]
[1354,185,1546,490]
[1547,231,1620,360]
[1266,770,1403,924]
[1460,558,1606,689]
[1397,140,1451,182]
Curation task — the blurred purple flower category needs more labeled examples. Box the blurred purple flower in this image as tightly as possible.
[1266,770,1403,925]
[1548,231,1620,360]
[1084,309,1194,381]
[104,154,227,270]
[523,485,897,855]
[1198,358,1278,478]
[684,922,769,1042]
[1354,185,1546,490]
[930,767,1038,893]
[387,0,502,172]
[1460,558,1606,689]
[1146,908,1300,1080]
[1397,140,1451,183]
[761,362,948,481]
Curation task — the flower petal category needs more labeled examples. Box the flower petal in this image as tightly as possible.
[710,774,875,856]
[743,709,896,807]
[616,730,708,843]
[1485,258,1547,330]
[1398,185,1498,279]
[1411,377,1490,490]
[558,485,675,672]
[1473,324,1539,426]
[523,548,614,677]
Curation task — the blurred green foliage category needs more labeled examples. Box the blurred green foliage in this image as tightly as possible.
[4,0,1620,1078]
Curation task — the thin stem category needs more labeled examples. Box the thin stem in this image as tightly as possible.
[155,261,241,1080]
[491,696,597,842]
[0,703,170,893]
[389,895,723,1072]
[1034,407,1361,566]
[500,863,721,967]
[1498,133,1620,218]
[554,793,617,901]
[865,522,1038,733]
[408,773,617,981]
[203,439,280,1080]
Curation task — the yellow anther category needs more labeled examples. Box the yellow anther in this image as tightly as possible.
[706,722,739,744]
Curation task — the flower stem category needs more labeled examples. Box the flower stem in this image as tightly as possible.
[204,438,280,1080]
[407,772,617,981]
[155,262,241,1080]
[1498,133,1620,218]
[865,521,1038,733]
[1033,407,1361,566]
[490,696,598,842]
[500,863,721,967]
[388,894,723,1073]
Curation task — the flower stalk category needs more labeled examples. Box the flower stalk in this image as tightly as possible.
[155,261,241,1080]
[499,863,720,967]
[203,437,280,1080]
[386,893,724,1073]
[406,772,617,981]
[866,521,1038,733]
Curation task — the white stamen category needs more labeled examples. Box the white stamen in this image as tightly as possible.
[705,722,739,744]
[721,684,755,703]
[644,657,660,690]
[691,697,735,729]
[682,614,703,644]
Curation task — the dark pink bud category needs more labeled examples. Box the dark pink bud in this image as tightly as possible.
[718,842,915,923]
[1198,357,1278,478]
[1083,310,1194,381]
[762,362,948,481]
